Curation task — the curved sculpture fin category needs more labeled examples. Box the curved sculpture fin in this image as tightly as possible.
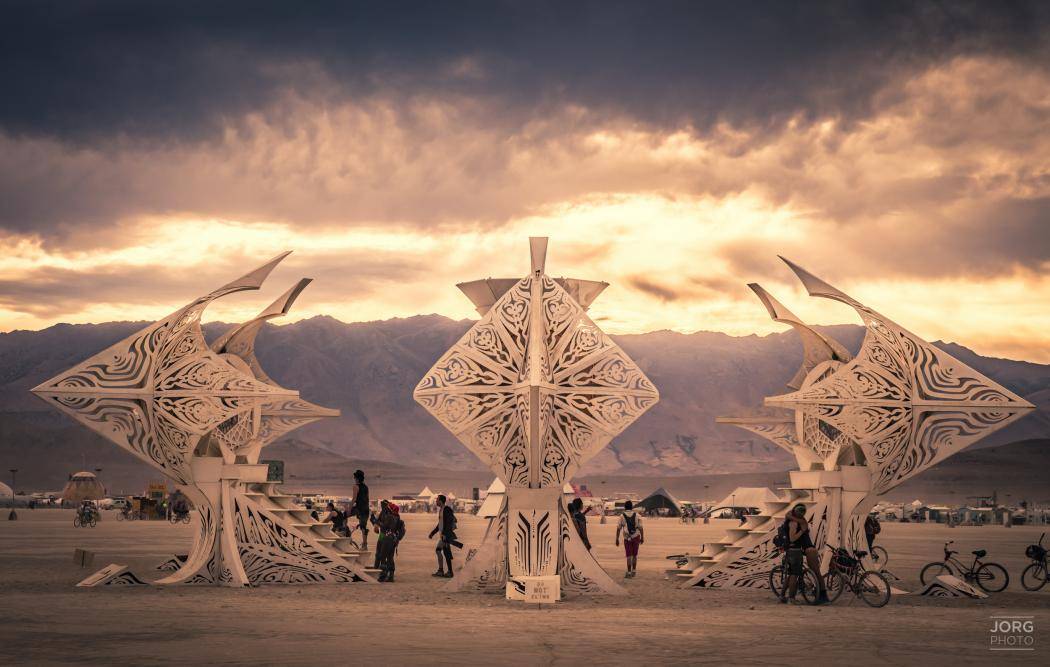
[211,278,313,381]
[749,283,851,389]
[767,258,1034,494]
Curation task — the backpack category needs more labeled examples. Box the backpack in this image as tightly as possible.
[773,519,790,548]
[624,512,637,535]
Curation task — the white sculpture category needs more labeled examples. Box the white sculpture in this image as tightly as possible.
[414,238,659,599]
[675,258,1035,589]
[33,253,375,586]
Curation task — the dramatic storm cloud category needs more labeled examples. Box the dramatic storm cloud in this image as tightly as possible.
[1,1,1048,361]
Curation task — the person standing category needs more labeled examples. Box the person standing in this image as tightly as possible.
[781,503,828,604]
[372,500,391,569]
[571,498,592,550]
[615,500,644,578]
[864,512,881,558]
[428,494,459,577]
[350,469,370,550]
[376,503,406,582]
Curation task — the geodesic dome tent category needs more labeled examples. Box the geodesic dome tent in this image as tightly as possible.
[61,471,107,503]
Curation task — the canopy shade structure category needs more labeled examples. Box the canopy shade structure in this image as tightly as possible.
[0,481,12,498]
[61,471,107,503]
[714,487,779,511]
[636,487,684,516]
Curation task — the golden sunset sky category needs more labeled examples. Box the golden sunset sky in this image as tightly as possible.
[1,4,1048,360]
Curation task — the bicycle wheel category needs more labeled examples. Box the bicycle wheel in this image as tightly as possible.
[870,546,888,569]
[1021,563,1048,592]
[116,512,125,521]
[88,515,97,528]
[920,562,952,585]
[768,565,785,599]
[858,571,891,607]
[181,514,191,524]
[73,516,81,527]
[799,570,820,605]
[824,570,846,603]
[975,562,1009,593]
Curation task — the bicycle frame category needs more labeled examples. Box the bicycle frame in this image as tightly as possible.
[940,542,983,577]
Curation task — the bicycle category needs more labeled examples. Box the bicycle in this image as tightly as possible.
[768,548,820,604]
[868,544,889,569]
[824,545,891,607]
[73,511,97,528]
[168,511,191,524]
[920,540,1009,593]
[1022,533,1048,592]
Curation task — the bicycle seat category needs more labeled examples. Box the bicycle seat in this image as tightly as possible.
[854,550,868,558]
[972,549,986,558]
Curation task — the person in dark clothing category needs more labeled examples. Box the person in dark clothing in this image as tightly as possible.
[864,513,881,556]
[350,469,370,550]
[372,500,391,568]
[571,498,591,550]
[781,503,827,604]
[428,494,460,577]
[322,501,345,536]
[375,503,406,582]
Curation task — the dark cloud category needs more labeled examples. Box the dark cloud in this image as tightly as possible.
[1,1,1046,144]
[627,276,681,302]
[0,249,428,319]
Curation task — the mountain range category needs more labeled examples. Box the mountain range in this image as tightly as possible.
[1,314,1048,490]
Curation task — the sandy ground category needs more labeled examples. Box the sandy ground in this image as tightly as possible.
[1,510,1048,666]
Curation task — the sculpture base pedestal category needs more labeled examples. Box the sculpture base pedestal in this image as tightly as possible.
[86,458,376,587]
[449,494,625,599]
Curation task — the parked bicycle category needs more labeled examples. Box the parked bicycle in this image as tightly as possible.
[824,545,891,607]
[1022,533,1048,592]
[920,540,1009,592]
[768,548,820,604]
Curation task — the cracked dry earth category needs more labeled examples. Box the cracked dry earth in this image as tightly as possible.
[2,511,1048,666]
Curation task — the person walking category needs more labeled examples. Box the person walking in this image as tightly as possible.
[571,498,592,550]
[864,512,881,558]
[350,469,370,550]
[375,503,406,582]
[615,500,644,578]
[428,494,459,577]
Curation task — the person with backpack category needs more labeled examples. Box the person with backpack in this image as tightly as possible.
[375,502,406,582]
[350,469,370,550]
[372,500,391,568]
[864,512,881,556]
[615,500,644,578]
[428,494,460,577]
[571,498,591,550]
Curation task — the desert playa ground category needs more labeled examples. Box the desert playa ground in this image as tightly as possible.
[1,511,1048,666]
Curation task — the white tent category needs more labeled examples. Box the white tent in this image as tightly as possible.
[715,487,779,510]
[0,480,12,499]
[416,486,436,502]
[477,479,505,518]
[477,478,577,518]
